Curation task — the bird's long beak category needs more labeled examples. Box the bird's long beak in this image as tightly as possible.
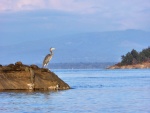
[51,48,55,50]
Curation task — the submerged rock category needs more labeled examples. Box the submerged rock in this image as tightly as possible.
[0,62,70,90]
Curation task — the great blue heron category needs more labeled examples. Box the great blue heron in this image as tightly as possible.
[42,47,55,68]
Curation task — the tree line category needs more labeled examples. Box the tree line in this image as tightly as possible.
[120,47,150,65]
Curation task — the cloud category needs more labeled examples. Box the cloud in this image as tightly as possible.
[1,0,150,15]
[0,0,150,31]
[48,0,96,14]
[0,0,95,14]
[0,0,45,12]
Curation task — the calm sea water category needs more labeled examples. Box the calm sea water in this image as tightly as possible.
[0,69,150,113]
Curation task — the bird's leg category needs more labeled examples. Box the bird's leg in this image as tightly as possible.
[47,63,49,69]
[43,64,45,68]
[46,64,48,69]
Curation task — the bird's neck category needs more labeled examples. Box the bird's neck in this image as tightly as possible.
[50,50,53,55]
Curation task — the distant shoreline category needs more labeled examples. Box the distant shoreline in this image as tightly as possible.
[35,62,116,69]
[107,62,150,69]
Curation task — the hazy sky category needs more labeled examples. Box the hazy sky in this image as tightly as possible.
[0,0,150,64]
[0,0,150,42]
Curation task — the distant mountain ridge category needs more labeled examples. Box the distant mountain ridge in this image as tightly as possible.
[0,29,150,64]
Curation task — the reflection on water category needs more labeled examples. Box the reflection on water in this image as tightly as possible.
[0,69,150,113]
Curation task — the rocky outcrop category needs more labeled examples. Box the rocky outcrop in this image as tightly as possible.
[107,62,150,69]
[0,62,70,90]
